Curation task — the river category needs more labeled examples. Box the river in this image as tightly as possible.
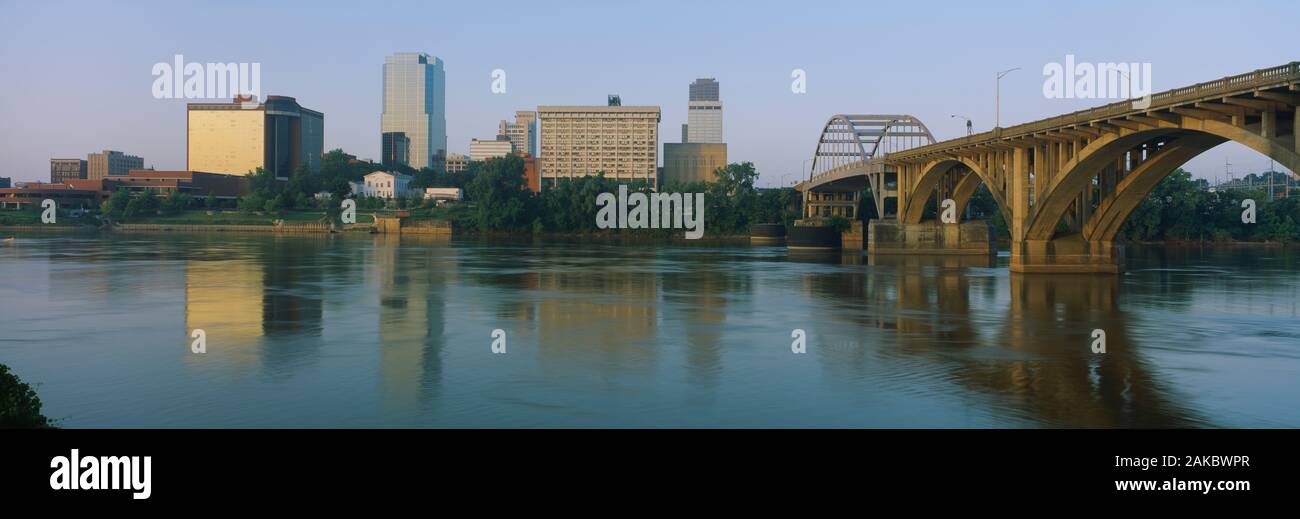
[2,232,1297,427]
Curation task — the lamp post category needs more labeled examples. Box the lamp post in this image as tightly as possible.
[996,67,1020,128]
[951,114,973,136]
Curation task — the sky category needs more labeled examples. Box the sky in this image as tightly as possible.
[0,0,1295,186]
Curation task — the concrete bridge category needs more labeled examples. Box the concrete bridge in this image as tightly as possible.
[796,62,1300,273]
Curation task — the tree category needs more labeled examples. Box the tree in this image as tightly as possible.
[465,155,533,231]
[101,189,131,220]
[160,191,190,215]
[0,363,54,428]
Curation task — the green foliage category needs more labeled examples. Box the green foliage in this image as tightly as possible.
[466,155,532,231]
[160,191,190,216]
[0,363,53,428]
[122,190,159,218]
[1118,168,1300,243]
[825,215,851,233]
[101,189,132,220]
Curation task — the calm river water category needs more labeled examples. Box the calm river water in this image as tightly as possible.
[2,232,1298,427]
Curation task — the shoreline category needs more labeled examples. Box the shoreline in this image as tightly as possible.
[3,223,1297,247]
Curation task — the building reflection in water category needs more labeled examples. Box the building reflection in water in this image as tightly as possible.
[183,234,329,374]
[372,235,450,414]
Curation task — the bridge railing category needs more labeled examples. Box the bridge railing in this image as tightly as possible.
[884,62,1300,162]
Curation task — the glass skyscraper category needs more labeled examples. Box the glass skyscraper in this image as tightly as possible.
[382,52,446,171]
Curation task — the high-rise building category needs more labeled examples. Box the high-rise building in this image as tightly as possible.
[468,137,514,161]
[87,150,143,180]
[382,132,410,168]
[187,95,323,178]
[662,143,727,186]
[537,104,660,188]
[686,78,723,144]
[0,177,10,189]
[50,158,88,183]
[498,111,537,157]
[381,52,446,171]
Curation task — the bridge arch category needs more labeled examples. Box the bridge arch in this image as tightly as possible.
[1026,122,1300,241]
[900,157,1010,224]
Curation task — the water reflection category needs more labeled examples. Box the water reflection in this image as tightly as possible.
[2,233,1296,427]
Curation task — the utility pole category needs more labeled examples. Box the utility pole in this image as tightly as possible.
[996,68,1020,128]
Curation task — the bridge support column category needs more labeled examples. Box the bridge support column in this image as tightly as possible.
[1009,236,1124,274]
[867,220,995,256]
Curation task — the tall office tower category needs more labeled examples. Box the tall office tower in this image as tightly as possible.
[188,95,323,178]
[537,103,660,188]
[87,150,143,180]
[381,52,446,171]
[686,78,722,144]
[382,131,410,167]
[50,158,88,183]
[498,111,537,157]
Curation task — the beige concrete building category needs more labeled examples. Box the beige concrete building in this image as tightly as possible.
[468,137,514,161]
[537,105,660,188]
[499,111,537,157]
[445,153,469,173]
[662,143,727,186]
[188,95,323,178]
[87,150,143,180]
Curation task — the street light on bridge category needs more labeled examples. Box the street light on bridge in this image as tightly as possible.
[951,114,973,136]
[995,67,1020,128]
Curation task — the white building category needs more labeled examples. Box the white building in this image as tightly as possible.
[360,171,413,199]
[424,187,463,201]
[469,137,514,161]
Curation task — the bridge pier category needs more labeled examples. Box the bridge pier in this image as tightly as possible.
[1009,236,1124,274]
[866,220,995,256]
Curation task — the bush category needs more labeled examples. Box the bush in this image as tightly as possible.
[0,364,53,428]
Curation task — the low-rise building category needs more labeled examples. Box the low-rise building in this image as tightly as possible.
[662,143,727,186]
[0,170,247,210]
[424,187,463,201]
[445,153,469,173]
[360,171,413,199]
[50,159,88,183]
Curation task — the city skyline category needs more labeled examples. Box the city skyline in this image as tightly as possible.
[1,0,1297,185]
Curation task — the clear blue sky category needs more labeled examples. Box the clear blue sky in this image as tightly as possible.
[1,0,1295,185]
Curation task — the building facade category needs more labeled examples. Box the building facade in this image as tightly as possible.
[468,137,514,161]
[50,158,88,183]
[662,143,727,186]
[537,104,660,188]
[382,131,410,168]
[187,95,323,178]
[445,153,469,173]
[381,52,446,171]
[686,78,723,144]
[498,111,537,157]
[87,150,143,180]
[360,171,413,199]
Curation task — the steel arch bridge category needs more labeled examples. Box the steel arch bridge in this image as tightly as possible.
[798,114,936,220]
